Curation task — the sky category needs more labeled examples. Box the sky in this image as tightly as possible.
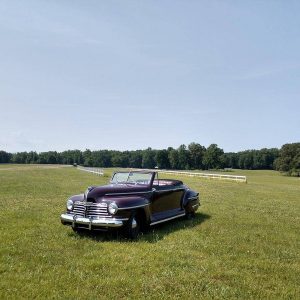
[0,0,299,153]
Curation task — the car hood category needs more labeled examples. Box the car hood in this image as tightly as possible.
[87,184,151,199]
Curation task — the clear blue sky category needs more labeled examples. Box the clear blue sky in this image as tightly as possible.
[1,1,299,153]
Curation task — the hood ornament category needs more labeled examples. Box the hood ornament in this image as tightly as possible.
[84,186,94,201]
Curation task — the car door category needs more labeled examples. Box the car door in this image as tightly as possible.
[151,185,185,221]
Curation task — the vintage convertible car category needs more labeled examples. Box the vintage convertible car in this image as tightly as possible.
[60,171,199,239]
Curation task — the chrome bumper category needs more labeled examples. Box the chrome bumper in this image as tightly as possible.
[60,213,127,229]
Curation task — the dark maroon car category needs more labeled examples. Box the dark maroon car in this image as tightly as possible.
[61,171,200,239]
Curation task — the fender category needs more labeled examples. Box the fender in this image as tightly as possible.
[69,194,84,202]
[102,195,152,222]
[182,190,200,210]
[102,195,150,209]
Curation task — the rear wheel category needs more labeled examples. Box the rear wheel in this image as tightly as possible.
[122,213,141,239]
[185,206,196,220]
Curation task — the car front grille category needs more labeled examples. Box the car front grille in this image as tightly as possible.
[72,202,110,218]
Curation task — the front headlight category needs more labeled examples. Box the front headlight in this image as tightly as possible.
[67,199,74,211]
[108,202,118,215]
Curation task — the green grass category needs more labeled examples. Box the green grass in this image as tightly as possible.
[0,165,299,299]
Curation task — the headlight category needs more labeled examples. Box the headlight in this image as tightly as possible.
[67,199,74,211]
[108,202,118,215]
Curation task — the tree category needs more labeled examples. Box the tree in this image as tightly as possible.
[243,151,254,169]
[37,151,60,164]
[0,143,291,173]
[252,148,279,169]
[203,144,224,169]
[142,148,155,169]
[177,144,190,170]
[0,151,12,163]
[155,150,169,169]
[188,142,206,169]
[128,151,143,168]
[111,151,123,167]
[223,152,238,168]
[168,149,179,169]
[11,152,28,163]
[92,150,111,167]
[83,149,93,166]
[26,151,38,164]
[275,143,300,176]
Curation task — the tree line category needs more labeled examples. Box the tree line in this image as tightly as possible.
[0,142,299,175]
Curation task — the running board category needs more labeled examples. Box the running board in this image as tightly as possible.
[150,213,186,226]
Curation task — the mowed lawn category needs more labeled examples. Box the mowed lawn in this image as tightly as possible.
[0,165,299,299]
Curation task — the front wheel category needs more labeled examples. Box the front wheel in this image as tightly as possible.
[122,214,141,239]
[72,227,85,234]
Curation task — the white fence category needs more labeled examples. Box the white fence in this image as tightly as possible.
[159,170,247,182]
[77,166,104,176]
[135,169,247,183]
[76,166,246,182]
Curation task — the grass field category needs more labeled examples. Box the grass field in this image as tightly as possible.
[0,165,299,299]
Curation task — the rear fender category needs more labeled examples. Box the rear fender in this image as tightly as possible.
[182,190,200,212]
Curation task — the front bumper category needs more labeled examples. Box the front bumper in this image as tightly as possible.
[60,213,128,230]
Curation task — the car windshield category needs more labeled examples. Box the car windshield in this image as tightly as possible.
[111,172,152,185]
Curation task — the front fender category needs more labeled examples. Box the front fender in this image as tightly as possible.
[102,195,150,209]
[103,195,151,222]
[69,194,84,202]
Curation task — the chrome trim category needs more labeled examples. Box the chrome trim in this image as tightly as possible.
[61,213,128,228]
[72,215,76,228]
[154,188,185,193]
[188,196,198,201]
[105,190,152,196]
[150,213,185,226]
[76,201,107,207]
[118,203,149,210]
[89,217,92,230]
[131,218,137,229]
[71,202,109,219]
